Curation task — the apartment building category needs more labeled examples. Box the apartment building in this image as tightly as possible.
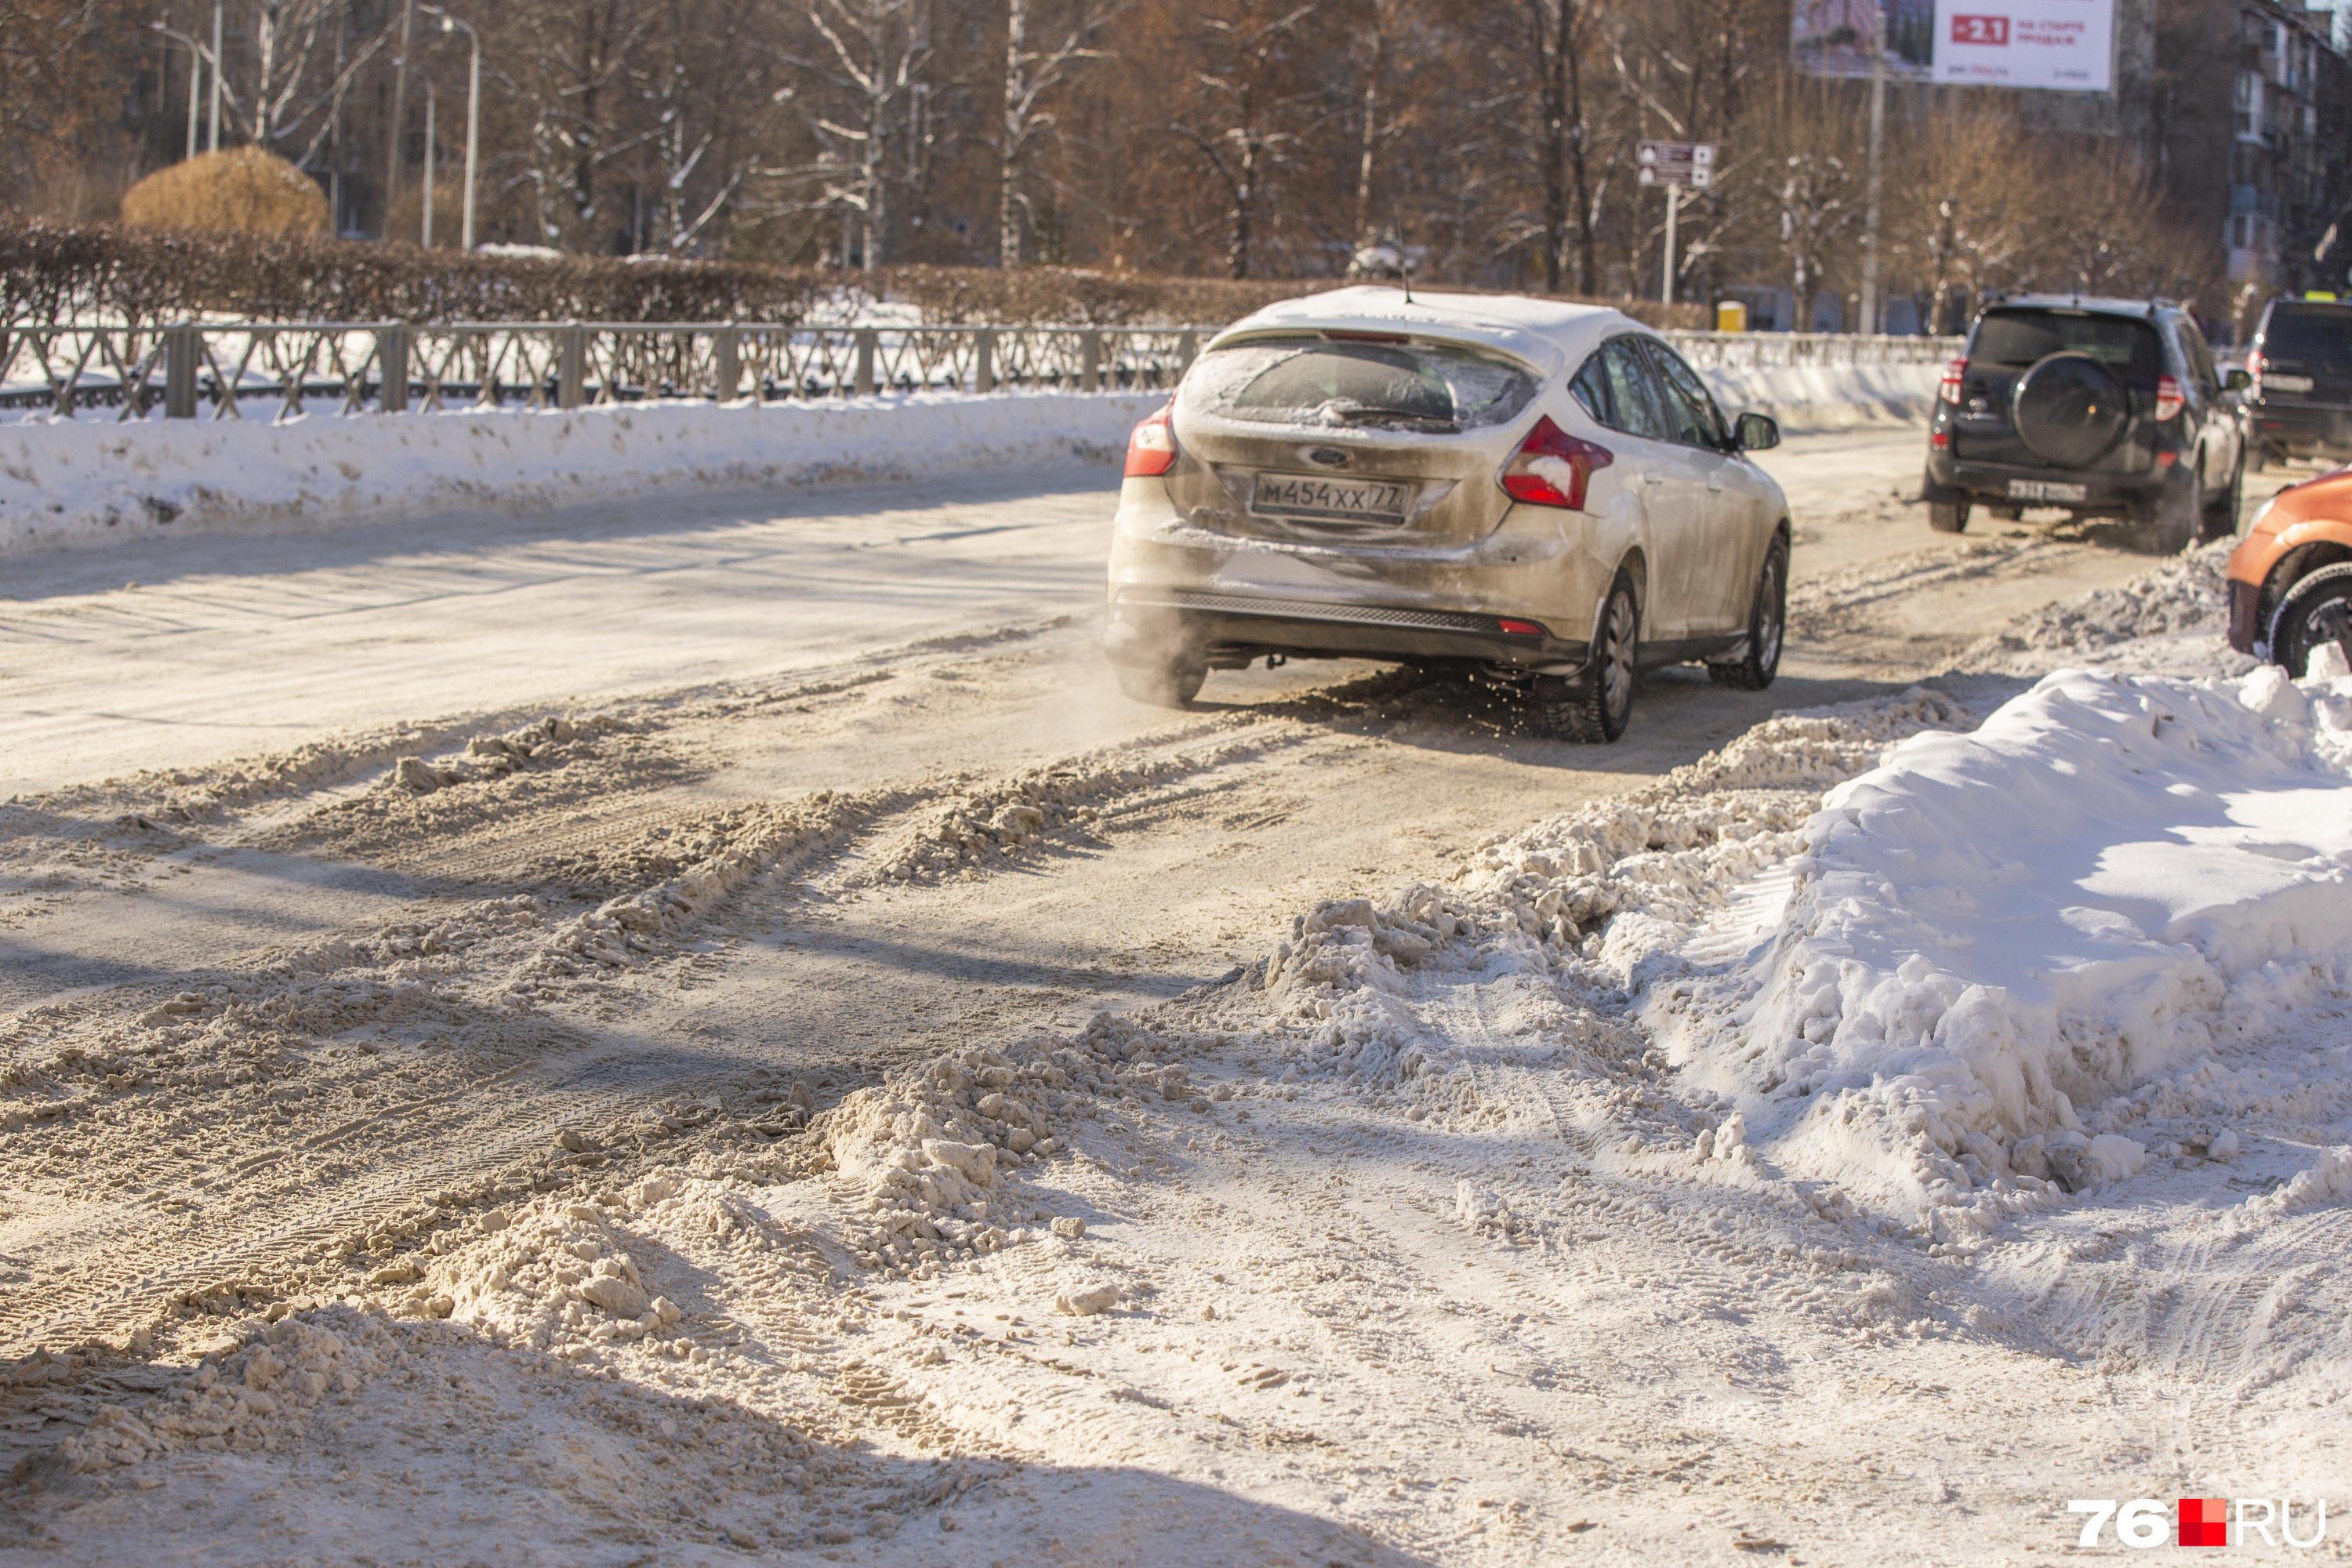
[2221,0,2350,289]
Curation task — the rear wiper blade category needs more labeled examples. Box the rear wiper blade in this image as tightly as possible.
[1330,405,1457,430]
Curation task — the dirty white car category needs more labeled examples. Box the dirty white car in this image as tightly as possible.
[1104,287,1791,740]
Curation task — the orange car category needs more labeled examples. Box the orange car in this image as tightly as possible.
[2226,470,2352,673]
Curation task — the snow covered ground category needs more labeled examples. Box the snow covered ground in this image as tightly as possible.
[0,365,1931,558]
[3,452,2347,1564]
[0,393,1163,557]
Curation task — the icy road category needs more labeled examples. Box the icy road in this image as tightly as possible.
[1,430,2345,1567]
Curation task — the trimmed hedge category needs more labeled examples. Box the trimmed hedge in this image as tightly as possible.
[1,223,1708,331]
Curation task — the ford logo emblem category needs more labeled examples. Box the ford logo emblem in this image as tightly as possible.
[1306,447,1349,466]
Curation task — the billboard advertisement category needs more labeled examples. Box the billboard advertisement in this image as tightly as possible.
[1791,0,1936,82]
[1929,0,2114,91]
[1794,0,2114,92]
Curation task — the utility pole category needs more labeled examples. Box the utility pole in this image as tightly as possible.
[208,0,223,152]
[387,0,416,226]
[1859,2,1888,336]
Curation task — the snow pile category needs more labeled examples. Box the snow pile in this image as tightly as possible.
[819,1016,1210,1279]
[0,364,1943,557]
[1641,689,1980,797]
[385,713,619,795]
[1225,691,1985,1131]
[1968,537,2235,667]
[0,390,1164,556]
[1699,361,1940,432]
[2246,1145,2352,1216]
[55,1308,394,1471]
[1653,662,2352,1214]
[855,742,1254,886]
[389,1196,687,1352]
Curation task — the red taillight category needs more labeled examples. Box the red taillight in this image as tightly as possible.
[2154,374,2184,423]
[1938,358,1966,405]
[2249,349,2267,397]
[1500,415,1612,510]
[1123,405,1177,477]
[1497,619,1546,636]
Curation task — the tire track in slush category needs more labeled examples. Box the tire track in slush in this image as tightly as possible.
[0,1051,754,1357]
[0,717,1323,1357]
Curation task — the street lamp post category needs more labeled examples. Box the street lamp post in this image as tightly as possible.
[421,76,437,246]
[424,8,481,251]
[1858,2,1888,336]
[148,21,217,161]
[209,0,223,152]
[182,31,200,158]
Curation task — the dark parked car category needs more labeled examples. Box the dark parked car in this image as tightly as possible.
[1923,295,2245,551]
[2244,296,2352,468]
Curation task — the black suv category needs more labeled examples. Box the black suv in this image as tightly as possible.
[2244,296,2352,467]
[1923,296,2245,551]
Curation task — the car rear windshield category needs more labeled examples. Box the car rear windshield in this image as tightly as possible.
[1970,310,2162,383]
[1189,336,1539,431]
[2259,305,2352,373]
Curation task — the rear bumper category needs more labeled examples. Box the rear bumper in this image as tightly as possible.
[1105,588,1591,674]
[2246,399,2352,453]
[1927,454,2167,510]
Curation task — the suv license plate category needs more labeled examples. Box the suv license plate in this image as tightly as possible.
[2009,479,2088,503]
[1250,473,1411,525]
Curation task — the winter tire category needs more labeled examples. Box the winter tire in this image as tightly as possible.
[2200,450,2244,542]
[1534,570,1638,742]
[2270,564,2352,678]
[2147,466,2201,554]
[1708,537,1787,691]
[1113,659,1207,707]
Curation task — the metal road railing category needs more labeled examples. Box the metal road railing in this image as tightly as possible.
[0,319,1962,423]
[0,321,1206,422]
[1664,331,1964,369]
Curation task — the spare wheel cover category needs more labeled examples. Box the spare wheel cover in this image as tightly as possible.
[2011,350,2129,467]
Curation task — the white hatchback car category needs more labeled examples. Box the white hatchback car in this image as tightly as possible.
[1104,288,1791,740]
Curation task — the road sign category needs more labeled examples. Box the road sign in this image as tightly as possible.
[1637,141,1716,191]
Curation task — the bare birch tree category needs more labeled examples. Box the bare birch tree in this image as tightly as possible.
[793,0,933,270]
[997,0,1108,265]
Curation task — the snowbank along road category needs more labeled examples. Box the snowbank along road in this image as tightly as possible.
[0,429,2347,1566]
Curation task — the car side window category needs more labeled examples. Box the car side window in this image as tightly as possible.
[1569,354,1613,425]
[1642,339,1730,449]
[2178,319,2220,394]
[1598,338,1675,441]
